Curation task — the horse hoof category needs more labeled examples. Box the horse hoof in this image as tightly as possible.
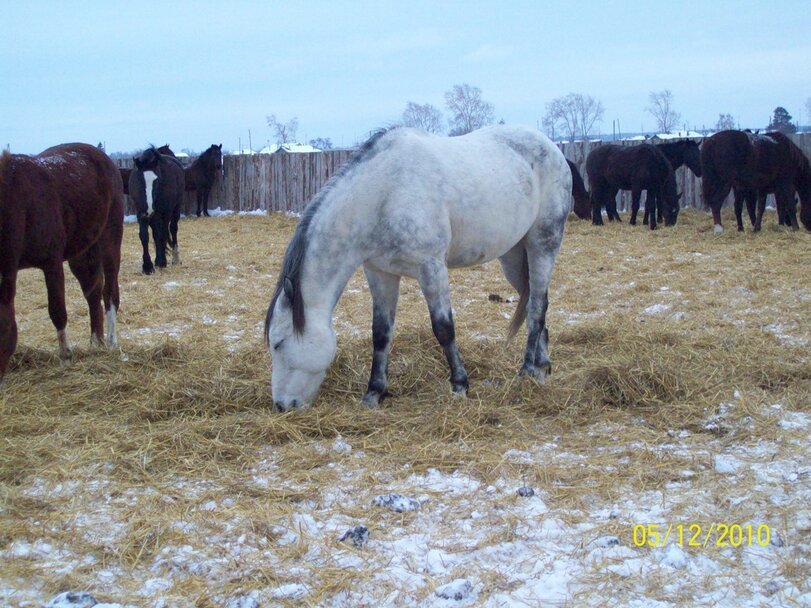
[713,224,723,235]
[90,334,105,349]
[143,265,154,275]
[451,383,468,397]
[362,391,385,407]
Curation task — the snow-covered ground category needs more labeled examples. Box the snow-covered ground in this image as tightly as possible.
[3,398,808,608]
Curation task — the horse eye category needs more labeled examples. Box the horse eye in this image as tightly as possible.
[273,340,284,351]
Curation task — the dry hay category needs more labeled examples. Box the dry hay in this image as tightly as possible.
[0,208,809,606]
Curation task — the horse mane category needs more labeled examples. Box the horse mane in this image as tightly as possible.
[264,128,396,343]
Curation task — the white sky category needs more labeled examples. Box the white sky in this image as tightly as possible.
[2,0,809,153]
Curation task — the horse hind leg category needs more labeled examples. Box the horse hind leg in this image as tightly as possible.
[418,258,468,396]
[170,205,181,265]
[362,266,400,406]
[733,189,746,232]
[520,221,565,382]
[68,247,106,349]
[43,261,77,360]
[100,227,122,348]
[0,271,20,384]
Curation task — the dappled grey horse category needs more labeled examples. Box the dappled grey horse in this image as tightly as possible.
[265,125,572,411]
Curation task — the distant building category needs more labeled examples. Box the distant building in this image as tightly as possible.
[258,143,321,154]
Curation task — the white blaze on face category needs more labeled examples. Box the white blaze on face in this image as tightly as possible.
[144,171,158,215]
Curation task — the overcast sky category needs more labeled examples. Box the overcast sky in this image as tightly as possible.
[2,0,809,154]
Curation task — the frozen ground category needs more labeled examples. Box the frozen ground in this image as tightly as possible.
[3,398,809,608]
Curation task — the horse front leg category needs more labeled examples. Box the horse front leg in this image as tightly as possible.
[139,216,154,274]
[153,215,169,269]
[754,191,767,232]
[606,193,622,222]
[42,261,74,362]
[648,189,659,230]
[0,271,19,385]
[590,189,604,226]
[629,188,641,225]
[202,187,211,217]
[418,259,468,396]
[362,267,401,406]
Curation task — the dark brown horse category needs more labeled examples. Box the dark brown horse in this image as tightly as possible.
[643,140,702,225]
[701,130,811,233]
[0,143,123,383]
[567,160,590,219]
[119,167,132,195]
[129,147,185,274]
[157,144,223,217]
[187,144,223,217]
[586,143,679,230]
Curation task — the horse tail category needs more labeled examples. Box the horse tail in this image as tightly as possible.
[506,248,529,342]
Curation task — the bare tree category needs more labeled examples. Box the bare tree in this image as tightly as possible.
[542,93,604,142]
[444,84,494,136]
[716,113,736,131]
[401,102,444,134]
[309,137,333,150]
[266,114,300,144]
[646,90,681,133]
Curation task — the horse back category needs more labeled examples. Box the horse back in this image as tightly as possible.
[2,144,121,267]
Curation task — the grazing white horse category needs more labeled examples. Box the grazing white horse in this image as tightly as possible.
[265,125,571,411]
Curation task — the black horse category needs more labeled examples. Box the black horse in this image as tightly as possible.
[586,143,680,230]
[701,130,811,233]
[643,140,702,225]
[187,144,223,217]
[129,147,185,274]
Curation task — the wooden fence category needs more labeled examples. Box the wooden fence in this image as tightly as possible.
[120,133,811,216]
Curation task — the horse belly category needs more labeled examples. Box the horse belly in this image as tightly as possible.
[445,196,538,267]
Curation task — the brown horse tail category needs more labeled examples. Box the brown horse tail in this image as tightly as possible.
[506,248,529,342]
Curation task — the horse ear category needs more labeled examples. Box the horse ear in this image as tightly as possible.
[283,276,294,301]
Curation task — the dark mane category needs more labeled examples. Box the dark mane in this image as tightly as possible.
[264,128,396,343]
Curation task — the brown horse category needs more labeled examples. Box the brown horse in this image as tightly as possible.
[586,143,680,230]
[700,130,811,233]
[567,160,590,219]
[0,143,123,384]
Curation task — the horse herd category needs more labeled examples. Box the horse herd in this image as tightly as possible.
[570,130,811,234]
[0,127,808,411]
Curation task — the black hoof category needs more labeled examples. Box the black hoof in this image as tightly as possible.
[142,263,154,275]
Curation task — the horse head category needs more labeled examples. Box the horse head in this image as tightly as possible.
[157,144,176,158]
[266,274,336,412]
[134,147,163,175]
[682,140,702,177]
